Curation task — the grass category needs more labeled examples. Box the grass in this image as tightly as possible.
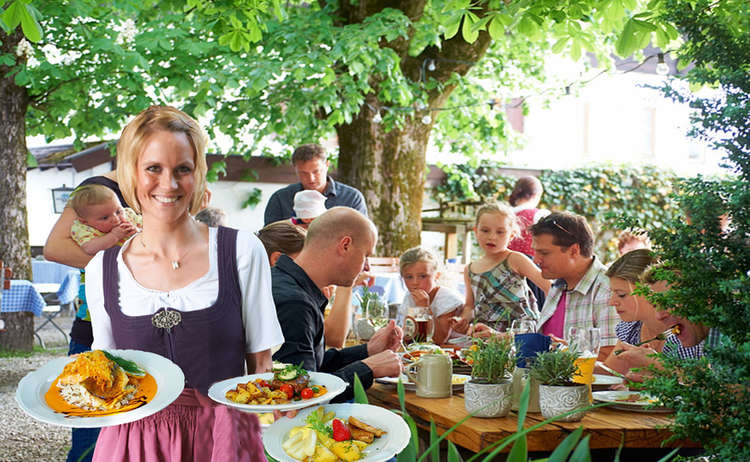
[0,345,66,358]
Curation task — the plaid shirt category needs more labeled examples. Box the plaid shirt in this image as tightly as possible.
[536,257,619,346]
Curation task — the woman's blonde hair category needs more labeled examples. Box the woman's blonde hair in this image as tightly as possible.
[474,202,520,238]
[399,246,441,275]
[116,106,208,214]
[605,248,655,283]
[68,184,118,218]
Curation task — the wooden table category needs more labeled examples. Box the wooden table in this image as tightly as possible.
[367,383,696,454]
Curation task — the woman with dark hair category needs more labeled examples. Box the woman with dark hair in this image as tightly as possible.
[506,176,549,310]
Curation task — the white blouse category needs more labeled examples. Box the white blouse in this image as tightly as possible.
[399,286,464,321]
[87,227,284,354]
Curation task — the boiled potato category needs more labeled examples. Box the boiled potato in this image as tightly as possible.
[331,441,362,461]
[282,427,317,461]
[311,443,338,462]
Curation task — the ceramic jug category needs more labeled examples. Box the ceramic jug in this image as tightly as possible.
[405,353,452,398]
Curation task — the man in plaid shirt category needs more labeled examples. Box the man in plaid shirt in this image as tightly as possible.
[530,212,618,361]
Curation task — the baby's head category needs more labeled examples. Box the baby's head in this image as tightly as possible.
[293,190,327,227]
[399,246,441,292]
[69,185,125,233]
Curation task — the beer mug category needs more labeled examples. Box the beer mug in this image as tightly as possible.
[403,306,434,344]
[405,354,452,398]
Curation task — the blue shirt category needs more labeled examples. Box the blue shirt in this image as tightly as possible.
[263,176,368,225]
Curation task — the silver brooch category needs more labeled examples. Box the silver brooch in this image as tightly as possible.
[152,309,182,330]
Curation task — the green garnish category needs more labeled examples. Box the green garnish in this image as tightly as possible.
[305,407,333,437]
[103,351,146,377]
[273,362,308,381]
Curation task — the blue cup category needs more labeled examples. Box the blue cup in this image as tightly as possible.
[514,333,551,368]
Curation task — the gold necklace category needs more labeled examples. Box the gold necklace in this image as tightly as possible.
[139,234,192,270]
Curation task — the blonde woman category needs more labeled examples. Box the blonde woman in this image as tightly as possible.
[603,249,701,376]
[87,106,283,461]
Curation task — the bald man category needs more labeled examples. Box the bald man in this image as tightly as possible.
[271,207,403,402]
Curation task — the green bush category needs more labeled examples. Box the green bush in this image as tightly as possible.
[432,163,681,262]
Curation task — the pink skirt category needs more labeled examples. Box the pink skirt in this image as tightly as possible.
[92,389,266,462]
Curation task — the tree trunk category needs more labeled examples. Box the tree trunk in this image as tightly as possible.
[335,3,493,254]
[1,29,34,350]
[337,111,432,255]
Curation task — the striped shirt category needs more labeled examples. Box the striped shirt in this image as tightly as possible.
[537,257,619,346]
[615,320,703,359]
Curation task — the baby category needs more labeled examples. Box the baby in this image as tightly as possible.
[69,184,141,255]
[291,189,328,228]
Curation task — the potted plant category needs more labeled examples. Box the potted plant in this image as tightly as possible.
[463,335,515,417]
[528,348,588,422]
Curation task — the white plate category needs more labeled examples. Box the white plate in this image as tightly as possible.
[592,374,623,386]
[207,372,346,412]
[593,390,672,412]
[15,349,184,428]
[375,374,470,391]
[263,403,411,462]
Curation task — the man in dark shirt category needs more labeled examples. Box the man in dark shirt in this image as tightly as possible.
[272,207,402,401]
[264,143,368,225]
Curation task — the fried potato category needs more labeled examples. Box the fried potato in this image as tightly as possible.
[348,416,386,437]
[350,427,374,443]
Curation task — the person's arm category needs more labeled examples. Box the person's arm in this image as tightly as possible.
[246,349,273,374]
[80,222,138,255]
[324,272,371,348]
[454,265,475,333]
[508,251,551,295]
[86,252,116,350]
[433,312,454,345]
[352,190,368,217]
[43,206,93,269]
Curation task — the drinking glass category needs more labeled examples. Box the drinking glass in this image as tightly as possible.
[510,319,537,335]
[567,327,601,402]
[403,306,435,344]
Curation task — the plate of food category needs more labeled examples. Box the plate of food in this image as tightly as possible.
[400,344,445,362]
[15,349,184,428]
[592,374,624,387]
[263,403,411,462]
[375,374,470,391]
[207,363,346,412]
[592,390,672,412]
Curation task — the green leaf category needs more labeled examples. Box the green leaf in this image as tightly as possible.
[353,373,369,404]
[516,379,530,430]
[569,435,592,462]
[19,3,41,42]
[551,37,568,54]
[14,68,30,86]
[461,13,479,43]
[2,1,24,30]
[430,421,440,462]
[507,434,527,462]
[26,151,38,167]
[547,427,584,462]
[447,441,464,462]
[656,448,680,461]
[487,16,504,40]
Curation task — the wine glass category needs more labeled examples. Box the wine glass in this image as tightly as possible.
[510,319,537,335]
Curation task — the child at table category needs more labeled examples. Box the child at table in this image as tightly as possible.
[455,202,550,333]
[69,184,141,255]
[398,246,464,345]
